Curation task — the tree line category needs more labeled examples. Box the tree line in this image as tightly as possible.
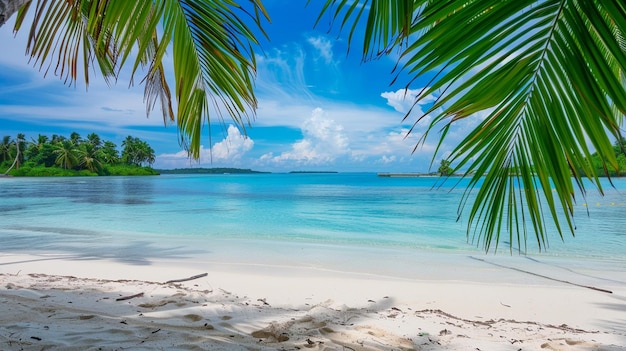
[0,132,157,176]
[584,138,626,177]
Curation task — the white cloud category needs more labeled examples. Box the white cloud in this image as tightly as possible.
[255,47,312,99]
[155,149,195,169]
[210,125,254,161]
[307,36,334,64]
[381,89,418,114]
[379,155,396,164]
[155,125,254,168]
[380,88,437,115]
[261,107,349,165]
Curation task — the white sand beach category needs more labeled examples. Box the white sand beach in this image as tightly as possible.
[1,248,625,351]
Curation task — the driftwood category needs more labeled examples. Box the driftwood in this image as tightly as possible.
[164,273,208,284]
[469,256,613,294]
[116,292,144,301]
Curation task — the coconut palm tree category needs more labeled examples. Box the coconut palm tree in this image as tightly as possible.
[69,132,82,145]
[135,140,156,167]
[98,141,120,165]
[77,143,103,173]
[4,133,25,174]
[31,134,48,151]
[0,135,12,164]
[53,140,79,170]
[317,1,626,251]
[86,133,102,150]
[121,136,156,166]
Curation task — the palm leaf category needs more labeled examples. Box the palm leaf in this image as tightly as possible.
[320,0,626,252]
[14,0,120,86]
[157,0,269,157]
[12,0,269,158]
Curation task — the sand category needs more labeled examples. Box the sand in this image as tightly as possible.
[1,250,625,350]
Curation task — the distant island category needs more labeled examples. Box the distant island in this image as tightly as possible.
[377,173,437,177]
[289,171,338,174]
[157,168,269,174]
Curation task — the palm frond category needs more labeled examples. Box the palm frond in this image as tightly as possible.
[320,0,626,252]
[13,0,116,86]
[12,0,269,158]
[156,0,269,158]
[314,0,417,60]
[141,33,175,124]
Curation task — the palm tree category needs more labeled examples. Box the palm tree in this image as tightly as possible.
[99,141,120,165]
[50,134,65,144]
[87,133,102,150]
[69,132,82,145]
[77,143,103,173]
[4,133,25,174]
[31,134,48,150]
[318,1,626,251]
[121,136,137,165]
[121,136,155,166]
[136,141,156,167]
[53,140,79,170]
[0,135,12,164]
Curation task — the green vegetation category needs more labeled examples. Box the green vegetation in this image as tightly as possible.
[158,168,268,174]
[583,139,626,177]
[437,160,453,177]
[3,1,626,251]
[0,133,158,177]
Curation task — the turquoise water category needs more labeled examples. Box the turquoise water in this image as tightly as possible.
[1,173,625,265]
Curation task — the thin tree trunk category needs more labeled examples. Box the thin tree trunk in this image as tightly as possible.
[4,140,20,175]
[0,0,31,27]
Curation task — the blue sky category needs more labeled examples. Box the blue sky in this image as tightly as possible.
[0,1,480,172]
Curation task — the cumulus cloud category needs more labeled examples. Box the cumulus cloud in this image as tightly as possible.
[155,125,253,168]
[379,155,396,164]
[261,108,349,165]
[210,125,254,161]
[155,149,198,168]
[380,88,437,115]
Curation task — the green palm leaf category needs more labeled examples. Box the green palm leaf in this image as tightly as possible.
[12,0,269,158]
[320,0,626,252]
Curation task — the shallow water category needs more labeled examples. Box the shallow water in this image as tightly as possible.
[1,173,625,275]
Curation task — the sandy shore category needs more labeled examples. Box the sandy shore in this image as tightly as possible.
[1,251,625,350]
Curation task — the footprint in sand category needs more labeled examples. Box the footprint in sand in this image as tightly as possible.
[251,329,289,342]
[138,300,174,308]
[183,314,203,322]
[540,339,594,350]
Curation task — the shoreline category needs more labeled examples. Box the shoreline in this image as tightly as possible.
[1,251,625,350]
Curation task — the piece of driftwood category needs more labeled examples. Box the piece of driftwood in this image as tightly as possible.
[116,292,144,301]
[164,273,208,284]
[469,256,613,294]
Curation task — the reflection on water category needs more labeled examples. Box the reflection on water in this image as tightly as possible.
[0,174,625,263]
[0,177,157,205]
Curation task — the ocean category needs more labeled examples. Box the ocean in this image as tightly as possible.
[1,173,625,280]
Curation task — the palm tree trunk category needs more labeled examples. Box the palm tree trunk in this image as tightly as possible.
[4,141,20,175]
[0,0,30,27]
